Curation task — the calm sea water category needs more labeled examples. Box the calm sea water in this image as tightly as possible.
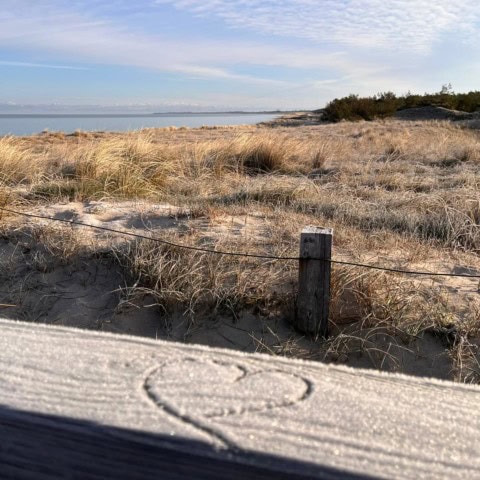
[0,113,279,136]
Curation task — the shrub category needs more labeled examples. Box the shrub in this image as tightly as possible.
[323,89,480,122]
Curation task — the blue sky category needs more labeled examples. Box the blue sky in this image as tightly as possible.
[0,0,479,111]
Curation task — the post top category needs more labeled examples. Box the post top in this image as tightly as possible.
[301,226,333,235]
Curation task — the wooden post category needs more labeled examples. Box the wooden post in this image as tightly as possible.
[296,226,333,338]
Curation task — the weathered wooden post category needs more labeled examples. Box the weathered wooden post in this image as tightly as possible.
[296,226,333,338]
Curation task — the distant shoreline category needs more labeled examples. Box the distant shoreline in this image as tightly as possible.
[0,111,283,136]
[155,110,296,115]
[0,111,292,118]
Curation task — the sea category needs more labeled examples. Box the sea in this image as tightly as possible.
[0,113,279,136]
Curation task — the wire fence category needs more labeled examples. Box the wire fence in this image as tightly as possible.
[1,206,480,279]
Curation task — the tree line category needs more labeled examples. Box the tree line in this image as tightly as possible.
[323,86,480,122]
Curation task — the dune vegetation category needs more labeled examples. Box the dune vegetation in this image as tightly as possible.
[0,119,479,382]
[324,87,480,122]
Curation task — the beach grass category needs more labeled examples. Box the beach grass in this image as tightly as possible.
[0,119,479,381]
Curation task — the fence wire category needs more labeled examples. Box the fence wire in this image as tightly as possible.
[1,207,480,279]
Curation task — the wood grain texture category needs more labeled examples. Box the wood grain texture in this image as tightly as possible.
[0,318,479,479]
[297,226,333,337]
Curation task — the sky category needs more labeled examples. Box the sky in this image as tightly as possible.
[0,0,479,112]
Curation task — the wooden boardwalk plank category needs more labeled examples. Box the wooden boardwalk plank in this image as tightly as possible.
[0,319,479,479]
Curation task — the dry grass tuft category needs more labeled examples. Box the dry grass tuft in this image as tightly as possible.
[112,236,295,323]
[70,134,177,198]
[232,134,300,173]
[0,137,44,185]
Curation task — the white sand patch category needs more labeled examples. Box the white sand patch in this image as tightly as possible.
[32,200,188,246]
[15,200,273,248]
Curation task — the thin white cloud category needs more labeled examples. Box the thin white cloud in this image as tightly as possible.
[156,0,480,53]
[0,1,297,86]
[0,1,366,85]
[0,60,87,70]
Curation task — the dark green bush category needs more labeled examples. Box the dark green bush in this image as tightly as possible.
[323,87,480,122]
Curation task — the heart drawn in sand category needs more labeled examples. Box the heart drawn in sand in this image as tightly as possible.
[143,358,311,444]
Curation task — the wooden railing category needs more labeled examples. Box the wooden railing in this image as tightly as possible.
[0,318,479,479]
